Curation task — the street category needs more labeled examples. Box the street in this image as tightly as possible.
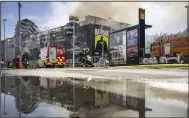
[0,1,188,117]
[2,68,188,93]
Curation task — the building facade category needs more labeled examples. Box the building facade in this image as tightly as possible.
[14,19,39,59]
[2,15,131,66]
[1,37,15,63]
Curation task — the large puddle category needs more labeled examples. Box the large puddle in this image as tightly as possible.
[0,76,188,117]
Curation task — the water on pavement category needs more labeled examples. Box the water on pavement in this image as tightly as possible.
[0,75,188,117]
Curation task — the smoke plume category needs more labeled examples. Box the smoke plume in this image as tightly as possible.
[71,2,143,24]
[47,2,187,34]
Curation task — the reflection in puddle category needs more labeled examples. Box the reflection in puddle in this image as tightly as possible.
[0,76,188,117]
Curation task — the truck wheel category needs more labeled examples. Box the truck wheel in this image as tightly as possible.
[37,64,41,68]
[52,64,55,68]
[60,65,65,68]
[44,63,47,68]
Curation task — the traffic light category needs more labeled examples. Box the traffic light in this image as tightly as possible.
[139,8,145,20]
[65,23,74,37]
[50,32,56,39]
[50,32,56,44]
[65,15,79,37]
[69,16,79,23]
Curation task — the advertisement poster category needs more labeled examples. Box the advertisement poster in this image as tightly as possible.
[122,31,127,62]
[109,34,114,49]
[126,29,138,58]
[94,28,109,56]
[109,30,127,65]
[114,32,123,47]
[95,85,109,107]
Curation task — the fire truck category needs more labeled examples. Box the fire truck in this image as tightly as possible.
[37,45,65,68]
[39,77,64,92]
[13,53,29,69]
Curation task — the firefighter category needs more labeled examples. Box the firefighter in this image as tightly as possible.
[79,43,94,67]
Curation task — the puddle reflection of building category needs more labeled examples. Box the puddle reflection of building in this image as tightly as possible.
[108,79,152,118]
[38,77,112,117]
[14,76,40,115]
[1,76,41,116]
[126,80,146,118]
[2,76,153,117]
[39,77,79,112]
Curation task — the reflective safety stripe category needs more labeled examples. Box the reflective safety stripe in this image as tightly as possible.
[55,56,65,65]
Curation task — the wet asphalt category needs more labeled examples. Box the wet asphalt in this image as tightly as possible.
[0,68,188,117]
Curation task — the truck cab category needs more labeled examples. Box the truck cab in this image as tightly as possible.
[37,45,65,68]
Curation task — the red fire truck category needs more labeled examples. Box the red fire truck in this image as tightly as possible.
[37,45,65,68]
[40,77,64,92]
[13,54,29,69]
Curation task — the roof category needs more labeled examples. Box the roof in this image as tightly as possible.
[110,24,152,34]
[182,28,188,37]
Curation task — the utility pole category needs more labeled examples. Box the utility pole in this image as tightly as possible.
[73,78,75,114]
[101,27,104,59]
[18,2,22,69]
[73,23,75,68]
[69,16,79,68]
[0,2,2,117]
[186,2,189,37]
[3,19,6,68]
[18,77,21,118]
[3,19,7,114]
[186,4,189,118]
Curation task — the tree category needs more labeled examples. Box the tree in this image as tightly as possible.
[152,32,183,42]
[146,31,184,53]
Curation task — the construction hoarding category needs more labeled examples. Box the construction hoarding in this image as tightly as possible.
[109,29,127,65]
[126,28,139,65]
[50,24,110,66]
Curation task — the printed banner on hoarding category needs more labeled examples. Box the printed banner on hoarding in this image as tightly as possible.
[110,30,126,48]
[126,28,139,65]
[114,32,123,47]
[139,56,187,64]
[127,29,138,57]
[94,28,109,56]
[126,29,138,58]
[109,30,127,65]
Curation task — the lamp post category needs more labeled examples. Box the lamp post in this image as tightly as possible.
[3,19,7,68]
[73,23,76,68]
[0,2,2,117]
[18,2,22,116]
[186,2,189,37]
[18,2,22,69]
[101,26,104,59]
[69,16,79,68]
[186,3,189,118]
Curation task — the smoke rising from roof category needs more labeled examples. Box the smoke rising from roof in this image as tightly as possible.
[47,2,187,35]
[71,2,142,24]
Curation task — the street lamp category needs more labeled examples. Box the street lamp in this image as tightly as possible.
[18,1,22,69]
[186,2,189,37]
[101,26,104,59]
[3,18,7,116]
[0,2,2,117]
[3,19,7,68]
[18,1,22,116]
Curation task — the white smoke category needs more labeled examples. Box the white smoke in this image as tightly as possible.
[47,2,187,35]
